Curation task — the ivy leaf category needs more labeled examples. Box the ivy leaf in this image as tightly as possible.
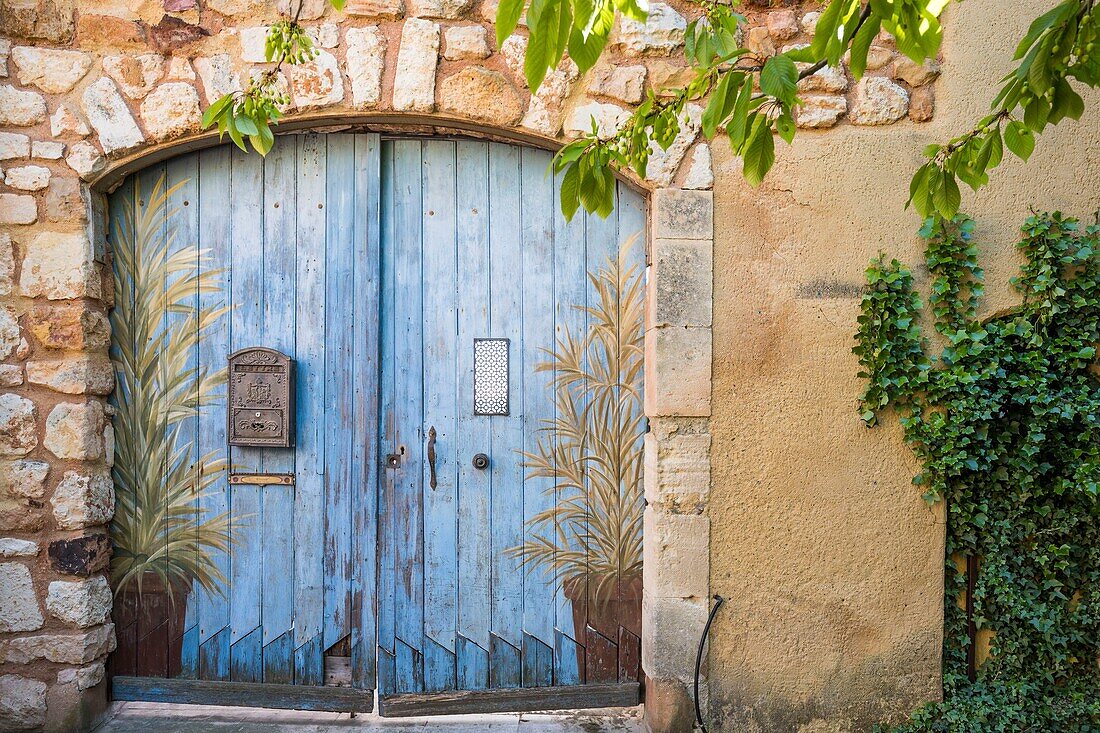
[760,55,798,106]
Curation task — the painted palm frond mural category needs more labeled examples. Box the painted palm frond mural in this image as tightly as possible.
[109,175,233,603]
[509,236,646,608]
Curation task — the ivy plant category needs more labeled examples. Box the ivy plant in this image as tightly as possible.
[856,212,1100,732]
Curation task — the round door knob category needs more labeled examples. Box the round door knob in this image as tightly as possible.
[472,453,490,470]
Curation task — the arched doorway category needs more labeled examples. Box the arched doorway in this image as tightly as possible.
[106,133,647,714]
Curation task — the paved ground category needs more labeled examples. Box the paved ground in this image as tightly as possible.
[93,702,645,732]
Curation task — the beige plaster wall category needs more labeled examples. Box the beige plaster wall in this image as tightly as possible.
[706,1,1100,731]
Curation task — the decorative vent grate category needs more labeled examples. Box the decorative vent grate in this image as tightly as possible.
[473,338,510,416]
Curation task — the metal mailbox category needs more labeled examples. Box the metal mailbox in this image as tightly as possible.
[227,347,295,448]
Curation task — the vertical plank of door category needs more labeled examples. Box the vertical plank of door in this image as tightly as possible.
[196,146,232,681]
[376,141,397,694]
[420,141,459,692]
[165,153,200,679]
[391,139,426,693]
[350,133,381,691]
[551,162,588,684]
[323,134,355,654]
[227,148,265,683]
[486,142,523,689]
[260,140,297,684]
[293,134,328,685]
[454,141,491,690]
[518,147,555,688]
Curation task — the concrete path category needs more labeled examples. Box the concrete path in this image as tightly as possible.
[93,702,645,732]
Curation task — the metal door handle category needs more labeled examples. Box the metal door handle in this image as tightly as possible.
[427,426,437,489]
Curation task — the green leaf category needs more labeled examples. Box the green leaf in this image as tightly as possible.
[725,79,753,150]
[701,71,739,139]
[201,94,233,130]
[567,3,614,72]
[760,55,798,105]
[328,0,346,9]
[496,0,527,47]
[849,16,881,80]
[1004,121,1036,161]
[933,170,961,219]
[1050,77,1085,123]
[741,118,775,187]
[775,112,796,144]
[1013,0,1077,59]
[559,161,581,221]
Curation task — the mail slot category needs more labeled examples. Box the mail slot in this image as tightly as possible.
[227,347,295,448]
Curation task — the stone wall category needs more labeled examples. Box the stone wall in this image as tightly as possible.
[0,0,943,730]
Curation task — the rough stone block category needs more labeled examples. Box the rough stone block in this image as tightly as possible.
[18,231,101,300]
[26,303,110,352]
[585,64,646,104]
[643,676,696,733]
[0,563,44,632]
[644,326,712,417]
[66,141,106,180]
[0,234,11,296]
[611,3,686,56]
[10,46,91,93]
[140,81,202,140]
[0,394,38,458]
[439,66,523,126]
[0,623,116,665]
[31,141,64,160]
[27,356,114,395]
[44,177,86,223]
[1,460,49,499]
[46,576,112,627]
[653,189,712,240]
[103,53,165,99]
[682,143,712,190]
[82,77,145,155]
[393,18,440,112]
[0,84,47,126]
[56,662,104,691]
[0,674,47,731]
[641,591,708,683]
[0,366,21,388]
[48,534,111,577]
[645,103,700,187]
[563,100,629,140]
[45,401,106,460]
[51,467,114,530]
[0,194,37,225]
[0,307,18,360]
[644,428,710,511]
[289,49,344,108]
[0,132,31,160]
[345,26,386,107]
[648,238,712,328]
[643,508,709,599]
[850,76,909,125]
[443,25,490,60]
[0,539,39,558]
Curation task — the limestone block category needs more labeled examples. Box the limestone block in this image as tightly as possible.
[48,534,111,577]
[289,49,344,108]
[797,63,848,93]
[406,0,472,19]
[0,194,36,225]
[802,11,821,35]
[643,508,710,599]
[0,132,31,159]
[140,82,202,140]
[653,189,712,240]
[682,144,712,190]
[910,86,934,122]
[850,76,909,125]
[644,325,711,417]
[0,308,17,360]
[1,460,49,499]
[46,576,112,628]
[439,66,523,126]
[194,54,241,103]
[797,94,847,129]
[18,231,101,300]
[32,141,64,160]
[165,57,196,81]
[4,165,49,191]
[10,47,91,93]
[643,425,710,516]
[646,103,701,187]
[26,303,110,351]
[0,623,116,665]
[206,0,262,15]
[51,105,90,138]
[309,22,339,48]
[0,394,37,457]
[45,401,106,461]
[103,53,166,99]
[892,56,940,87]
[585,64,646,104]
[612,3,686,56]
[865,45,894,71]
[393,19,440,112]
[57,662,104,690]
[66,141,106,180]
[0,0,75,44]
[0,84,47,126]
[0,563,43,632]
[443,25,490,60]
[0,539,38,558]
[45,177,86,223]
[82,78,145,155]
[746,26,775,56]
[27,356,114,396]
[51,467,114,530]
[237,26,271,63]
[648,238,712,328]
[563,101,629,139]
[0,367,21,388]
[345,27,387,107]
[0,675,47,731]
[766,10,799,41]
[0,235,10,296]
[345,0,404,17]
[641,591,708,683]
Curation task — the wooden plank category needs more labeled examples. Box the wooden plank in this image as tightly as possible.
[293,134,327,683]
[350,132,381,692]
[230,625,263,683]
[259,139,297,683]
[455,634,489,691]
[454,141,492,655]
[487,142,524,688]
[420,140,458,660]
[391,139,425,690]
[323,134,355,653]
[378,682,639,717]
[112,676,375,713]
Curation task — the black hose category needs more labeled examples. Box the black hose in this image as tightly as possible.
[694,594,725,732]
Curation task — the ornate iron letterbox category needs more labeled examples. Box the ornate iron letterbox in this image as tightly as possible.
[227,347,295,448]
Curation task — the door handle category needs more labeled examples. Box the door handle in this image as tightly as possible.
[427,426,437,490]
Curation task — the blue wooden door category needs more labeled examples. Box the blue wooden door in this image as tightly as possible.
[377,140,647,698]
[107,133,381,702]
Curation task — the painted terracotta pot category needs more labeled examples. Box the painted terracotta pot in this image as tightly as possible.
[563,574,643,684]
[111,573,190,679]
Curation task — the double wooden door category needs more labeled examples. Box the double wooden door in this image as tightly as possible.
[107,134,646,713]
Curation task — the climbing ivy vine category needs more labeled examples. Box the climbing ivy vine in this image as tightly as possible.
[856,212,1100,732]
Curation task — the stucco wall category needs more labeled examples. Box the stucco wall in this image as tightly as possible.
[707,1,1100,731]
